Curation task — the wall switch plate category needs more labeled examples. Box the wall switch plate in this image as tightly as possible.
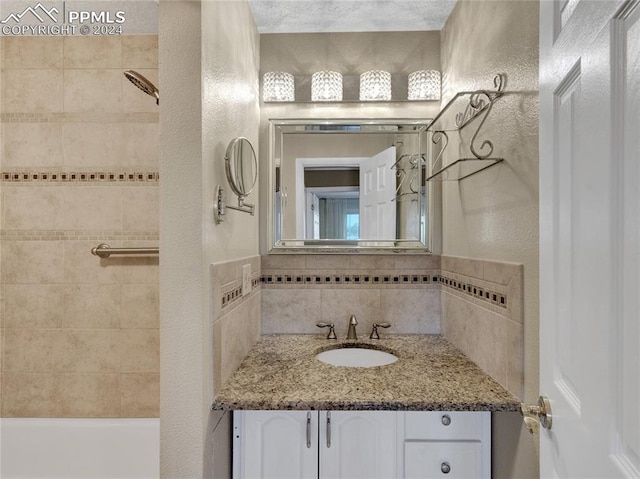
[242,264,251,296]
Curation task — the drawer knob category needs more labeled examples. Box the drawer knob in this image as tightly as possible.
[441,462,451,474]
[441,414,451,426]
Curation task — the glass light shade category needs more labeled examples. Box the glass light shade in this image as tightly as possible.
[408,70,441,100]
[359,70,392,101]
[263,71,294,102]
[311,71,343,102]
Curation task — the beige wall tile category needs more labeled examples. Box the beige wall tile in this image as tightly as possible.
[2,36,63,69]
[62,123,124,168]
[261,288,322,334]
[2,284,64,329]
[260,254,306,270]
[441,255,484,279]
[379,289,440,334]
[119,329,159,373]
[64,241,123,284]
[120,373,159,417]
[506,320,524,399]
[119,251,159,284]
[394,254,441,270]
[122,188,159,231]
[121,284,159,329]
[122,35,158,69]
[213,319,222,395]
[62,187,122,231]
[61,373,120,417]
[122,123,159,167]
[2,123,64,168]
[64,70,122,113]
[482,259,522,286]
[58,330,120,373]
[3,330,62,373]
[3,186,64,230]
[442,292,508,388]
[2,241,65,284]
[2,373,63,417]
[122,68,158,112]
[63,36,122,69]
[63,284,121,329]
[220,293,260,387]
[2,70,63,113]
[320,288,382,335]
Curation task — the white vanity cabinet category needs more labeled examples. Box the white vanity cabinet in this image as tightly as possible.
[233,410,490,479]
[402,411,491,479]
[233,410,397,479]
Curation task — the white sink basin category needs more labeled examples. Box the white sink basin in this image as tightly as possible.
[315,347,398,367]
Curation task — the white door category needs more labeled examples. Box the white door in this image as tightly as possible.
[359,147,396,239]
[233,411,317,479]
[539,0,640,477]
[319,411,397,479]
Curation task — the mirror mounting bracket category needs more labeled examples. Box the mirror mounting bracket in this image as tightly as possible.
[214,185,255,224]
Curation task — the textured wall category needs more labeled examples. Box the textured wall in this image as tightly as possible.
[159,0,261,477]
[0,34,159,418]
[439,1,539,477]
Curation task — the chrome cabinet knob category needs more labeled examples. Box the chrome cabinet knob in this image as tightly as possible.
[441,462,451,474]
[441,414,451,426]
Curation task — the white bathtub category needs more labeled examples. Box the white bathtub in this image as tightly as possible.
[0,418,159,479]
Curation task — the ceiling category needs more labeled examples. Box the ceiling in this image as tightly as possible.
[248,0,457,33]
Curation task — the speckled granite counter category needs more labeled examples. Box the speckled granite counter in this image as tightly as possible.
[212,335,520,412]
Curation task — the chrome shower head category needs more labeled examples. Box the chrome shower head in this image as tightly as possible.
[124,70,159,105]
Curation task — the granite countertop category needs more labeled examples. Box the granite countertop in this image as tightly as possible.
[212,335,520,412]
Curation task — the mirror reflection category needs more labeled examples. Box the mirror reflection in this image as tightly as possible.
[226,137,257,198]
[269,120,431,251]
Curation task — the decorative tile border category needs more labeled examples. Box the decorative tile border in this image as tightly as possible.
[438,273,507,308]
[261,272,433,286]
[260,269,507,310]
[220,275,262,309]
[1,170,159,183]
[0,231,159,241]
[0,112,159,123]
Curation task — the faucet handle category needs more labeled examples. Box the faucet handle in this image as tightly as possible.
[316,322,337,339]
[369,322,391,340]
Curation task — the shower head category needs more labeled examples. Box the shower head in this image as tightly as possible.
[124,70,159,105]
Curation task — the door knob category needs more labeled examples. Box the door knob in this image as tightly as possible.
[520,395,552,434]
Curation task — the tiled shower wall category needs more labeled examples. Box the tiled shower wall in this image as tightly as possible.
[0,35,159,417]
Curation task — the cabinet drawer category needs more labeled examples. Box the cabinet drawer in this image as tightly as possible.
[404,412,486,441]
[404,441,483,479]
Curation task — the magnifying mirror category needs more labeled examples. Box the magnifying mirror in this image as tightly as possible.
[214,137,257,224]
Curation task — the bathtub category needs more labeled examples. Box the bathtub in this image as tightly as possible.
[1,418,159,479]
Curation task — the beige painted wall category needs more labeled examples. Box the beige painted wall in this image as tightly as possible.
[159,0,260,477]
[259,31,442,253]
[440,1,539,477]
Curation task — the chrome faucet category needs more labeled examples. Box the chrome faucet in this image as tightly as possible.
[346,315,358,340]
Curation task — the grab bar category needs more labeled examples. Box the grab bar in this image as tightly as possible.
[91,243,159,258]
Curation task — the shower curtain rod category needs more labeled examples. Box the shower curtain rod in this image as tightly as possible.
[91,243,159,258]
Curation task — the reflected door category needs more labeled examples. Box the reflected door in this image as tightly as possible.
[359,146,396,239]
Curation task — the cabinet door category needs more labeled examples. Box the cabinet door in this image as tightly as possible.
[233,410,318,479]
[319,411,397,479]
[404,441,483,479]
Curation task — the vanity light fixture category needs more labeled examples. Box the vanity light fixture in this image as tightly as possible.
[311,71,343,102]
[359,70,392,101]
[408,70,441,101]
[263,71,295,102]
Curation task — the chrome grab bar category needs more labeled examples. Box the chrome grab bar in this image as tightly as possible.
[91,243,159,258]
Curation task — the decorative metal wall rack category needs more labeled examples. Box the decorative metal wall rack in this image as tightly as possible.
[426,73,506,181]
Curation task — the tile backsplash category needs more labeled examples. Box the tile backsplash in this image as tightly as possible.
[258,253,524,400]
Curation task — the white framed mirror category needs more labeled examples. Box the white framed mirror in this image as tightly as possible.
[267,119,433,252]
